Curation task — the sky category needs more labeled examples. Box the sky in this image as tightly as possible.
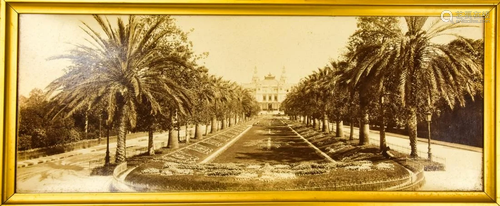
[18,15,483,97]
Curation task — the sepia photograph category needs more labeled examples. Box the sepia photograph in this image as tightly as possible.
[16,14,484,193]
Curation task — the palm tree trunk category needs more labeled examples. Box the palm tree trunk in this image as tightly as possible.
[168,129,179,149]
[147,128,154,155]
[195,123,203,139]
[336,120,344,138]
[407,107,418,158]
[211,116,217,133]
[379,102,387,152]
[185,124,190,144]
[168,113,179,149]
[322,113,329,133]
[407,46,419,158]
[360,113,370,145]
[359,98,370,145]
[177,129,180,142]
[205,122,210,136]
[336,120,340,137]
[115,107,127,163]
[221,117,226,130]
[349,119,354,140]
[105,126,110,165]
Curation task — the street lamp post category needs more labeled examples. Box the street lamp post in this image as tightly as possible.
[105,127,110,165]
[98,114,102,144]
[425,111,432,161]
[379,95,386,152]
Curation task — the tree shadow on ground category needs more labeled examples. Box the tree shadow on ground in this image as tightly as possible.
[45,161,85,171]
[90,164,117,176]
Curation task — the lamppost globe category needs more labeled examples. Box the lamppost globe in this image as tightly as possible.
[425,111,432,122]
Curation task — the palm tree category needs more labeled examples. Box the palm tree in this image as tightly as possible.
[47,15,194,163]
[345,17,482,157]
[191,73,215,139]
[208,76,231,133]
[341,17,402,146]
[227,83,245,128]
[282,83,315,127]
[302,72,323,131]
[312,67,333,133]
[322,61,351,137]
[283,77,319,131]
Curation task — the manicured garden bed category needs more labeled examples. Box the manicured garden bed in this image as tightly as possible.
[289,122,444,171]
[124,118,415,191]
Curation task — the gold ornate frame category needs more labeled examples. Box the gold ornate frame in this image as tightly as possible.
[0,0,498,205]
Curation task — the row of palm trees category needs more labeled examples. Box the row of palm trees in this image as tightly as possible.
[45,15,260,164]
[282,17,483,157]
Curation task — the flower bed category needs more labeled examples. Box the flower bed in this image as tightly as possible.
[153,124,251,165]
[187,144,213,154]
[124,119,417,191]
[203,139,224,147]
[161,151,200,164]
[135,160,401,178]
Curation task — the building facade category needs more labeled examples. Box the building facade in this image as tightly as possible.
[243,67,294,113]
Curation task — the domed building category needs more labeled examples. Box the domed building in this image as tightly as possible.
[243,67,294,114]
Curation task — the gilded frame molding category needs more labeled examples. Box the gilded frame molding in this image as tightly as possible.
[0,0,498,205]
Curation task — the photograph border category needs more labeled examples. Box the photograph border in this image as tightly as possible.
[0,0,498,205]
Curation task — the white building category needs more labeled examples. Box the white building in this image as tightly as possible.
[243,67,294,113]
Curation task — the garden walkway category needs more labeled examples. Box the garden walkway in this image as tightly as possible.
[345,126,482,191]
[211,118,327,164]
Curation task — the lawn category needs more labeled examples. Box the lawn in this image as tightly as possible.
[212,122,326,164]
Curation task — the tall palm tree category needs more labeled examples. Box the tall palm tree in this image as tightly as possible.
[312,67,333,133]
[283,83,315,127]
[208,76,231,133]
[341,17,401,146]
[227,83,246,127]
[346,17,482,157]
[222,82,238,129]
[191,73,214,139]
[47,15,193,163]
[322,61,351,137]
[302,72,324,131]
